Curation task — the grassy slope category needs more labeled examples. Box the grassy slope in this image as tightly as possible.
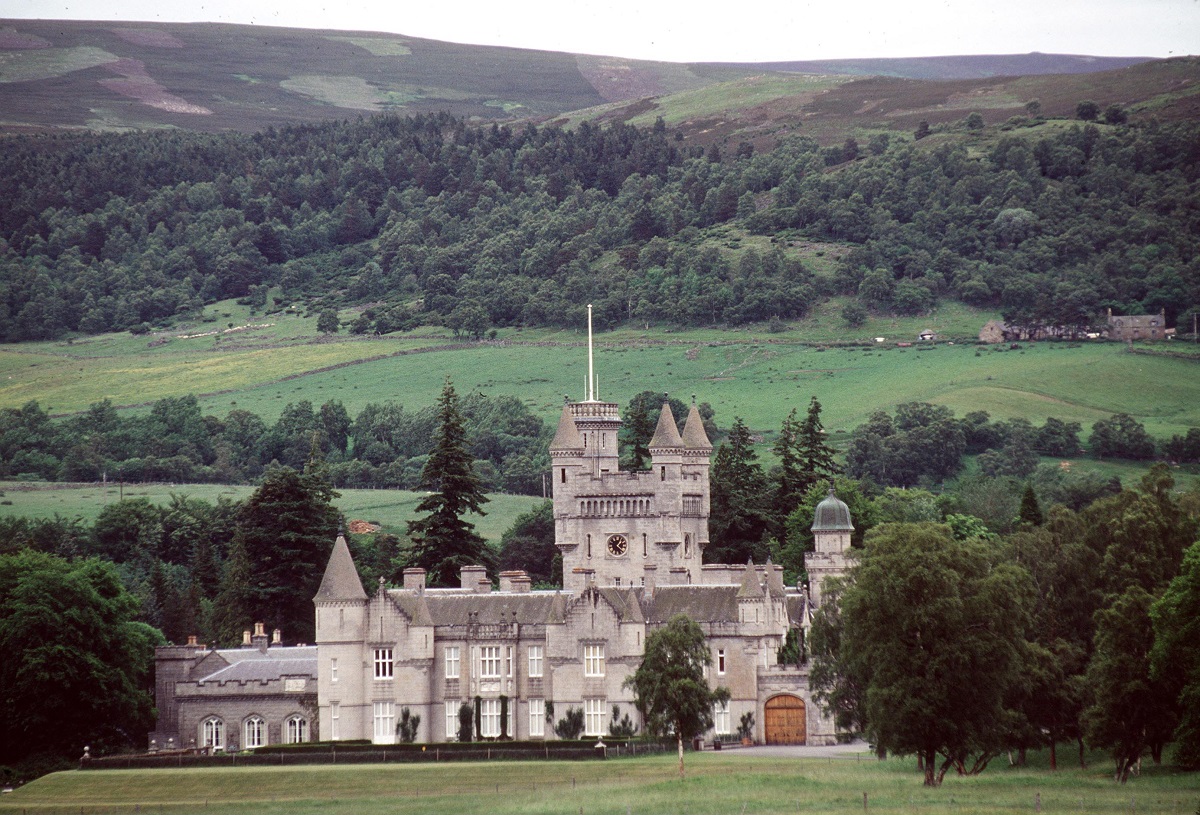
[5,299,1198,440]
[3,751,1197,814]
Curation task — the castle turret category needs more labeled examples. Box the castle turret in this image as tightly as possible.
[314,534,368,742]
[805,488,854,609]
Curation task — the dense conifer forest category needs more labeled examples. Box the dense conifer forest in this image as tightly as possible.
[2,112,1198,341]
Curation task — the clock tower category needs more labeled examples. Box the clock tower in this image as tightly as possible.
[550,307,713,595]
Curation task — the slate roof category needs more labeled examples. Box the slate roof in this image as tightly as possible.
[390,590,569,626]
[648,403,684,449]
[549,404,585,451]
[640,585,741,624]
[314,535,367,602]
[196,646,318,683]
[681,402,713,451]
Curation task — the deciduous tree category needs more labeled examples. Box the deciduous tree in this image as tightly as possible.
[826,523,1033,786]
[625,614,730,778]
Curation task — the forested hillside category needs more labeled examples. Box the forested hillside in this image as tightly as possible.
[2,110,1198,342]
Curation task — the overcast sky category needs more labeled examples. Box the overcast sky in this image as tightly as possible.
[9,0,1199,63]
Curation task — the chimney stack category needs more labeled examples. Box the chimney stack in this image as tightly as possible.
[460,565,488,591]
[499,570,531,593]
[403,567,427,592]
[251,622,269,653]
[271,628,282,646]
[242,629,252,647]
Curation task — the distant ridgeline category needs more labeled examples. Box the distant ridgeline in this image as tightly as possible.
[1,112,1197,341]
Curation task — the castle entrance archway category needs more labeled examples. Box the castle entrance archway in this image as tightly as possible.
[764,694,806,745]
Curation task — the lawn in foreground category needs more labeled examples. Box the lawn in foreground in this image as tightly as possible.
[3,751,1197,815]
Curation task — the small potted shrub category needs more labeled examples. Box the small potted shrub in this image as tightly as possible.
[737,712,755,746]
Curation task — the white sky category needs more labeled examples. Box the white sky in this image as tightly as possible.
[8,0,1199,63]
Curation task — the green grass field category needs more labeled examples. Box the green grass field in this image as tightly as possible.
[6,301,1199,440]
[2,751,1197,814]
[0,482,542,544]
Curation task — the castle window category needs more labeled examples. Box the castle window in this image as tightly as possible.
[506,646,514,678]
[330,702,340,741]
[480,645,502,679]
[445,646,460,679]
[661,466,666,481]
[528,645,544,677]
[587,534,592,558]
[480,699,501,738]
[584,644,605,677]
[643,534,647,557]
[684,534,692,558]
[201,717,224,751]
[714,701,731,736]
[561,468,566,484]
[373,648,394,679]
[717,649,726,675]
[446,701,459,741]
[285,715,308,744]
[529,698,545,738]
[331,657,338,683]
[373,701,395,744]
[584,698,607,736]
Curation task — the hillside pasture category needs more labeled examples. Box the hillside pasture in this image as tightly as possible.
[3,316,1199,446]
[2,751,1197,815]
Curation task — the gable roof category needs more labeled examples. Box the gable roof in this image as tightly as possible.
[642,585,740,624]
[314,535,367,602]
[392,590,567,627]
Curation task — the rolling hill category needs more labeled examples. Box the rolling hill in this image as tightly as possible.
[0,18,1176,135]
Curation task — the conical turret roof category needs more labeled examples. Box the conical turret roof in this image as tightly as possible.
[549,403,585,452]
[314,534,367,602]
[681,402,712,451]
[648,403,684,449]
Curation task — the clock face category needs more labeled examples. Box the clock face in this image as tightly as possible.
[606,534,628,557]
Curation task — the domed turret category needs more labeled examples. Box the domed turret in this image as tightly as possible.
[806,487,852,610]
[811,488,854,533]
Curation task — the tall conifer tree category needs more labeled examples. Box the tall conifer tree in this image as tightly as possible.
[407,379,492,586]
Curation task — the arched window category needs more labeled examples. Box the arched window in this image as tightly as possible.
[244,715,266,749]
[201,717,224,751]
[684,533,692,558]
[285,715,309,744]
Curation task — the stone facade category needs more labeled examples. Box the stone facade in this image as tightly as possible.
[152,380,855,749]
[1107,309,1168,341]
[312,394,853,747]
[150,625,317,752]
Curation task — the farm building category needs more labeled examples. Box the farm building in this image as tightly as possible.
[1106,309,1168,341]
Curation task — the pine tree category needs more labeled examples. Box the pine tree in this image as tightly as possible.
[1018,483,1044,527]
[709,417,771,563]
[407,379,492,586]
[798,395,838,489]
[773,397,838,536]
[213,464,339,644]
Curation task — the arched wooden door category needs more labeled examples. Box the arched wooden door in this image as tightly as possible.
[764,694,806,745]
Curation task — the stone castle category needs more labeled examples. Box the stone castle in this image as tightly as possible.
[151,329,854,751]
